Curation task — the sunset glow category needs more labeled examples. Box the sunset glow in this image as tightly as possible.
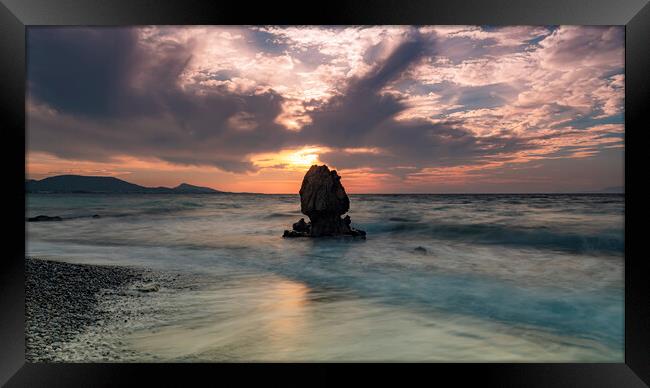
[251,146,329,171]
[27,26,624,193]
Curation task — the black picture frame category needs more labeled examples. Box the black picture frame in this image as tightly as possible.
[1,0,647,386]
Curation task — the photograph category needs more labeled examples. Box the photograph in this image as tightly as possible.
[25,25,624,362]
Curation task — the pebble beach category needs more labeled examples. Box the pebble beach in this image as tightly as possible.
[26,257,167,362]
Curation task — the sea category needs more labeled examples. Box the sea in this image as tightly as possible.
[26,193,624,361]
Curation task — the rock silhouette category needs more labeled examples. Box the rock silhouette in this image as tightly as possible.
[28,215,63,222]
[283,165,366,238]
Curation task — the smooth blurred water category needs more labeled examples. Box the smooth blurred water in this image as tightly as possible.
[26,193,624,361]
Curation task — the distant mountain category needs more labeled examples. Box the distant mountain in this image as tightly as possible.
[26,175,224,194]
[171,183,221,194]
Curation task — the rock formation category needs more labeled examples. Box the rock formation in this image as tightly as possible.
[283,165,366,238]
[27,215,63,222]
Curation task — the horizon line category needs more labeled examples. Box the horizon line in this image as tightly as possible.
[27,191,625,195]
[26,174,624,196]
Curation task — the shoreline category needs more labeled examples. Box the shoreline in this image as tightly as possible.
[26,257,152,362]
[24,255,623,362]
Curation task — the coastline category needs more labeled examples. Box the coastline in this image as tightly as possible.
[26,257,156,362]
[24,253,623,362]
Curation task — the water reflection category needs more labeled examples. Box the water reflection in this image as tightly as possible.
[261,280,310,353]
[117,273,621,362]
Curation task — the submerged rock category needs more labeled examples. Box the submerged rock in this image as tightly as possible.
[283,165,366,238]
[134,283,159,293]
[28,215,63,222]
[293,218,310,233]
[282,229,310,238]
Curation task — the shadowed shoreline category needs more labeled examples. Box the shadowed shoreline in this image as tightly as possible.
[25,257,146,362]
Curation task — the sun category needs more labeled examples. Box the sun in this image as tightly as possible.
[251,146,331,171]
[286,148,320,168]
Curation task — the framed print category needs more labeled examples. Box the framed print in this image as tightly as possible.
[0,0,648,386]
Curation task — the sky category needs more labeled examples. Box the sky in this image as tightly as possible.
[26,26,624,193]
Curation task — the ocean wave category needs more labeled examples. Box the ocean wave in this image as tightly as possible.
[364,221,623,254]
[109,207,196,218]
[387,216,419,222]
[28,205,201,220]
[264,212,301,219]
[87,202,245,219]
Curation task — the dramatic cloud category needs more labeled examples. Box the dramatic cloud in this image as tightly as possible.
[27,26,624,193]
